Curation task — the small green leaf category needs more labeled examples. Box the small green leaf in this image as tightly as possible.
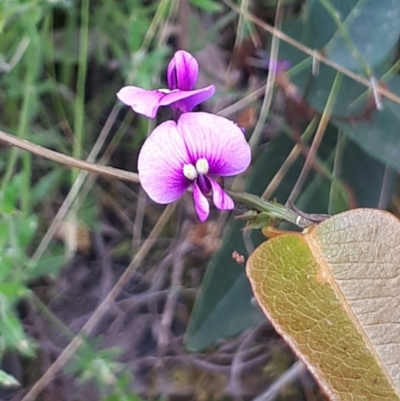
[188,0,221,12]
[32,169,63,204]
[0,283,29,299]
[0,312,35,356]
[0,369,19,387]
[0,174,23,213]
[29,253,66,278]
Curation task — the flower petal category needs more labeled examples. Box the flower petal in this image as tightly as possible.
[256,50,291,74]
[159,86,215,113]
[197,174,211,194]
[193,181,210,222]
[167,50,199,91]
[117,86,166,119]
[138,120,192,203]
[177,112,251,176]
[171,86,215,113]
[208,177,234,211]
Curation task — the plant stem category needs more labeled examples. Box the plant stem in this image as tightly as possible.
[227,190,313,228]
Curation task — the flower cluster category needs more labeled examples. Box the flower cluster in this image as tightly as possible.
[117,50,251,221]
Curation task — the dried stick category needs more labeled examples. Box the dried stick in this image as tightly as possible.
[157,240,193,354]
[252,361,307,401]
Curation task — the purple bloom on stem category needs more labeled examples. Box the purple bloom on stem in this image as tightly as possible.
[255,50,291,74]
[272,59,291,74]
[117,50,215,119]
[138,112,251,221]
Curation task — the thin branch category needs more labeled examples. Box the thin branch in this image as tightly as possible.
[252,361,307,401]
[157,240,193,354]
[0,129,140,186]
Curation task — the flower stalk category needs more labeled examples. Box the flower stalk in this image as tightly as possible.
[227,190,327,228]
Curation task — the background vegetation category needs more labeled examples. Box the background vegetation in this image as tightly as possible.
[1,0,400,400]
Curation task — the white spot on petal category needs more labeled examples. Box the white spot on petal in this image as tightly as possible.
[183,164,198,180]
[196,158,209,175]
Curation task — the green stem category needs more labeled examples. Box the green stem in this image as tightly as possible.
[248,0,284,150]
[288,71,343,203]
[0,21,40,218]
[328,131,346,214]
[227,190,311,228]
[72,0,90,181]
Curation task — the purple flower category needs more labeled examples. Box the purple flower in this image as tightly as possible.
[138,112,251,221]
[117,50,215,119]
[255,50,291,74]
[269,59,291,74]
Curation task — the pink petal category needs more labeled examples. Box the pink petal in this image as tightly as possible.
[117,87,166,119]
[159,86,215,113]
[208,178,234,211]
[167,50,199,91]
[193,181,210,222]
[197,175,211,194]
[172,86,215,112]
[177,112,251,176]
[138,120,191,204]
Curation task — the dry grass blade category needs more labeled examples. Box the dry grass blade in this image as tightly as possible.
[288,73,342,203]
[0,130,140,185]
[249,0,284,149]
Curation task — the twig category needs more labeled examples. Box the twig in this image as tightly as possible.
[252,361,307,401]
[92,231,114,301]
[230,324,264,401]
[0,129,140,188]
[133,187,147,247]
[157,240,193,354]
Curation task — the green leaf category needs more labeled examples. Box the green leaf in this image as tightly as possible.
[278,43,400,173]
[187,0,221,12]
[0,174,23,213]
[29,251,66,278]
[0,369,19,387]
[17,214,39,248]
[247,209,400,400]
[0,310,35,356]
[303,0,400,71]
[0,283,29,299]
[296,128,396,214]
[186,271,262,351]
[333,76,400,173]
[32,169,63,204]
